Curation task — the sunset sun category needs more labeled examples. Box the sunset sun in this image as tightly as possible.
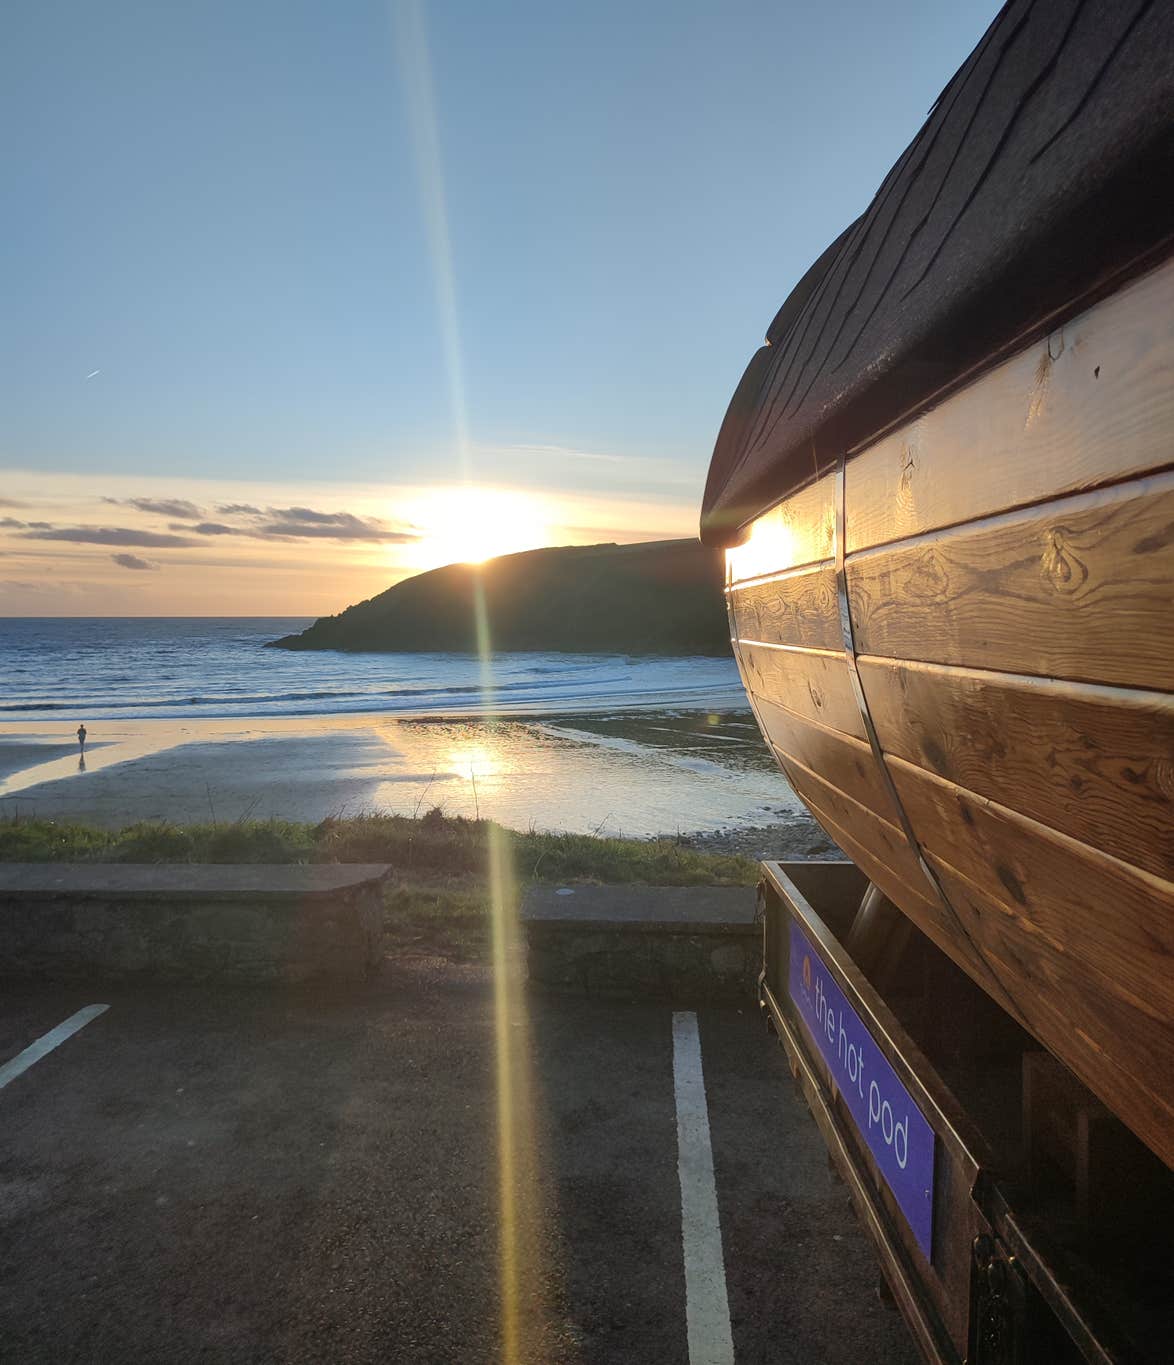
[404,487,552,571]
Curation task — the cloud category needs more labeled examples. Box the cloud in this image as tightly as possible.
[0,578,102,596]
[168,521,241,536]
[0,498,28,508]
[266,506,346,525]
[0,579,55,594]
[0,516,52,530]
[3,502,412,548]
[257,511,416,542]
[254,507,417,542]
[172,504,417,543]
[104,497,205,519]
[111,552,159,571]
[19,526,198,548]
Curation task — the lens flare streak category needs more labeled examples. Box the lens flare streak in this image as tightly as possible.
[392,10,557,1350]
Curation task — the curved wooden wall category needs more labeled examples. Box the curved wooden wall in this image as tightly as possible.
[727,257,1174,1167]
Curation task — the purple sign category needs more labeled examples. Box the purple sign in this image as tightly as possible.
[788,920,935,1258]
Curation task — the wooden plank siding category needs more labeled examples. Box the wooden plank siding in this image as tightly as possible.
[726,472,836,584]
[931,861,1174,1169]
[727,566,840,651]
[886,755,1174,1020]
[846,470,1174,691]
[735,641,865,740]
[776,753,1022,1020]
[752,697,903,826]
[844,254,1174,554]
[778,722,1174,1166]
[724,267,1174,1163]
[857,658,1174,882]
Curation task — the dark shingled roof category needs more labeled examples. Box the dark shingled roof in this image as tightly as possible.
[701,0,1174,546]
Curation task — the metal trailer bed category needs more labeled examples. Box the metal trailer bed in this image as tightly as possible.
[756,861,1172,1365]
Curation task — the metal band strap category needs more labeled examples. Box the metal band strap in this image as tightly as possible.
[832,458,942,888]
[832,456,1008,998]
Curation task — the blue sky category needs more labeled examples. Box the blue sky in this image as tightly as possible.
[1,0,999,613]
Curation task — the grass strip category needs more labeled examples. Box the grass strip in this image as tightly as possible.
[0,809,759,962]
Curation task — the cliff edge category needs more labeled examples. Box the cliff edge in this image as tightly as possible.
[268,538,730,655]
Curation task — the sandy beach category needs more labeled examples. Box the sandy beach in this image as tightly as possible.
[0,710,821,849]
[0,741,112,783]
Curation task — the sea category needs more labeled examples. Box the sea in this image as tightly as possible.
[0,617,749,721]
[0,618,806,838]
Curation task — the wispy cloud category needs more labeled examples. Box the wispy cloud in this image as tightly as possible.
[168,521,240,536]
[1,579,56,594]
[474,441,700,488]
[0,470,698,614]
[0,578,104,597]
[19,526,198,548]
[492,442,629,465]
[169,506,418,543]
[258,508,416,542]
[111,552,159,571]
[1,499,417,550]
[1,517,57,531]
[259,520,416,543]
[104,496,205,520]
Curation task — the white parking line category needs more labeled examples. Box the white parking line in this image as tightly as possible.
[0,1005,109,1092]
[673,1010,735,1365]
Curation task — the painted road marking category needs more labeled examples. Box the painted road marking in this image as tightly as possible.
[0,1005,109,1092]
[673,1010,735,1365]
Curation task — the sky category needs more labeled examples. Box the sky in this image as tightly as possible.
[1,0,1000,616]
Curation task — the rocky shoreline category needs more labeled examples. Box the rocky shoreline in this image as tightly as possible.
[673,815,844,863]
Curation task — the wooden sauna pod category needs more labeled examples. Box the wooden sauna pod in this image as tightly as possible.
[702,0,1174,1170]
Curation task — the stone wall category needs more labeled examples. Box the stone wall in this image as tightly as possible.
[526,923,760,1001]
[0,866,388,983]
[522,885,762,1002]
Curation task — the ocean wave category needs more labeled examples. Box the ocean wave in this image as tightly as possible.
[0,674,639,714]
[0,688,371,712]
[1,619,747,720]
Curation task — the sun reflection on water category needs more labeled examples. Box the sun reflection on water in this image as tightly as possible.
[447,745,500,782]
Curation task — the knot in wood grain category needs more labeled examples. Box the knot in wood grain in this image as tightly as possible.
[1039,527,1089,595]
[1026,350,1052,428]
[819,510,836,558]
[814,576,836,614]
[896,441,918,511]
[904,549,949,601]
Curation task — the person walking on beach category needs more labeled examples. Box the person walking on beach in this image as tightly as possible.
[76,723,87,754]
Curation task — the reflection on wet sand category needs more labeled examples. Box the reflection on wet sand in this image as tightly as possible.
[0,709,801,838]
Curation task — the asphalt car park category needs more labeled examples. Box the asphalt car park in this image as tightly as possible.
[0,962,917,1364]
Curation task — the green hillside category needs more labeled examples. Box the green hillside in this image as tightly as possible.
[269,538,730,655]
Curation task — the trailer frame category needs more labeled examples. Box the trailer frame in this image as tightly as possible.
[757,859,1150,1364]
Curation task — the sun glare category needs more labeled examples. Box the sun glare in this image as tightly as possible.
[448,744,498,781]
[403,487,552,572]
[724,505,797,585]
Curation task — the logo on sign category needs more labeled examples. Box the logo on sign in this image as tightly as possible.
[788,920,936,1258]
